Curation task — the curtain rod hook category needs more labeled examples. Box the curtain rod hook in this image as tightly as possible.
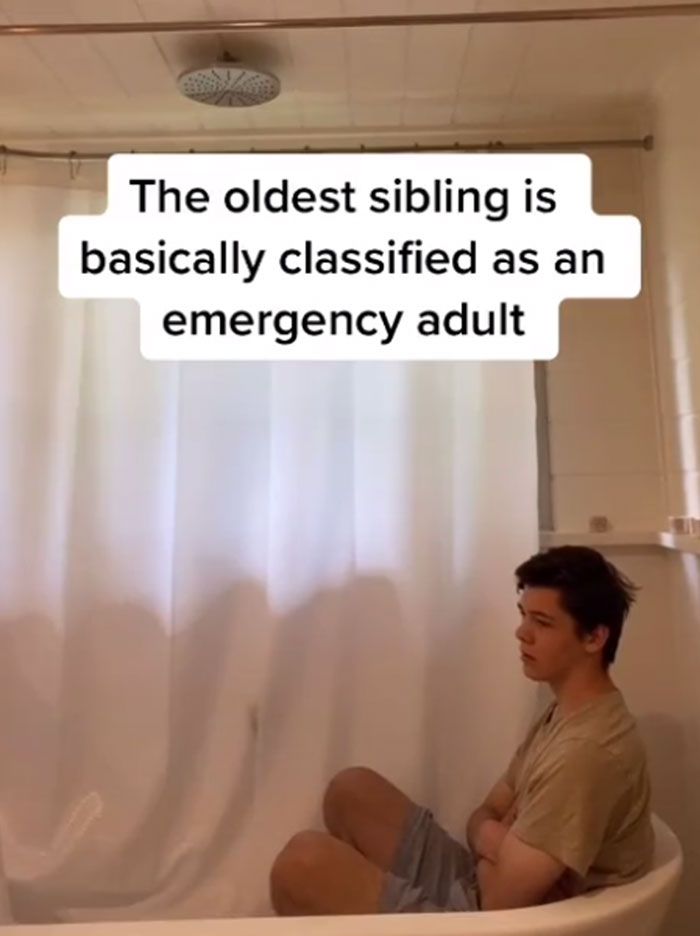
[68,150,81,181]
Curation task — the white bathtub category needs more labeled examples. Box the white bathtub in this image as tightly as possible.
[0,816,682,936]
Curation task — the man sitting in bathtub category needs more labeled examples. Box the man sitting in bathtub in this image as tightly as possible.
[269,545,655,914]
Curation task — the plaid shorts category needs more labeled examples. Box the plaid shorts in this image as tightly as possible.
[379,805,480,913]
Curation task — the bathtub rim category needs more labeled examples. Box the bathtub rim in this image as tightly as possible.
[0,814,682,936]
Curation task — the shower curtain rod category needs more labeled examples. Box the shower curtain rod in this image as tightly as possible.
[0,136,653,163]
[1,3,700,36]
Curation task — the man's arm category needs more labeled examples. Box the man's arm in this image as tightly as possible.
[477,830,565,910]
[477,739,623,909]
[465,778,516,862]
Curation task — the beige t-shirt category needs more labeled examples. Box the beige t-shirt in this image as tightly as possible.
[503,689,654,897]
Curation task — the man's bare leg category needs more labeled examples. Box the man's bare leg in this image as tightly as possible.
[322,766,419,870]
[270,829,387,915]
[270,767,420,915]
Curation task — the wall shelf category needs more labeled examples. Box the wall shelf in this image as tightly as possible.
[539,531,700,556]
[539,531,660,548]
[656,532,700,555]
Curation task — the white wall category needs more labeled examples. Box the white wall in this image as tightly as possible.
[545,136,698,933]
[640,49,700,936]
[546,148,665,533]
[646,53,700,520]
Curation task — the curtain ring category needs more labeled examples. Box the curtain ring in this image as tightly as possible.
[68,150,81,181]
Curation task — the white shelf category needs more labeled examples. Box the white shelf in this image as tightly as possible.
[539,531,659,548]
[539,531,700,555]
[657,532,700,555]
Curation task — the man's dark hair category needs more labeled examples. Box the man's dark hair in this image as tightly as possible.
[514,546,639,668]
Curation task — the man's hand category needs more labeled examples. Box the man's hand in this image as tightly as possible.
[473,818,509,863]
[502,801,518,828]
[465,778,516,856]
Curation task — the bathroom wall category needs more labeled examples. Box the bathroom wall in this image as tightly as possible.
[641,48,700,936]
[546,147,665,534]
[542,56,700,932]
[646,53,700,525]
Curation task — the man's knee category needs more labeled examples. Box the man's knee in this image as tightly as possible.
[270,830,328,911]
[323,766,385,834]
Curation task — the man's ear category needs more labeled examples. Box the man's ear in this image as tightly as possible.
[584,624,609,656]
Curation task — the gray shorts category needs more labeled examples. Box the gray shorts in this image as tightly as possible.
[379,805,480,913]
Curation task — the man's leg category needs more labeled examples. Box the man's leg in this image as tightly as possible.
[270,829,387,915]
[322,766,419,871]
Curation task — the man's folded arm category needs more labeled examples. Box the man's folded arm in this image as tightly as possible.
[466,778,516,862]
[477,739,624,909]
[477,830,566,910]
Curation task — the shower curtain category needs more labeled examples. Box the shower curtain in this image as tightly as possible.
[0,181,539,923]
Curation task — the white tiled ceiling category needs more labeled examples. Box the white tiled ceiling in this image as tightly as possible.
[0,0,698,149]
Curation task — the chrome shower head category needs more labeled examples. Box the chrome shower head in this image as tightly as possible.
[178,61,280,107]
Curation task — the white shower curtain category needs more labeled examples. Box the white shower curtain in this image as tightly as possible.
[0,181,539,923]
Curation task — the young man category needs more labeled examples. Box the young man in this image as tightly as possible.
[269,546,654,915]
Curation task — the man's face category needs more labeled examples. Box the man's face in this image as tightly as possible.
[515,586,604,682]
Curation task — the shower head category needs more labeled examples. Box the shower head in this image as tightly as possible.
[177,61,280,107]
